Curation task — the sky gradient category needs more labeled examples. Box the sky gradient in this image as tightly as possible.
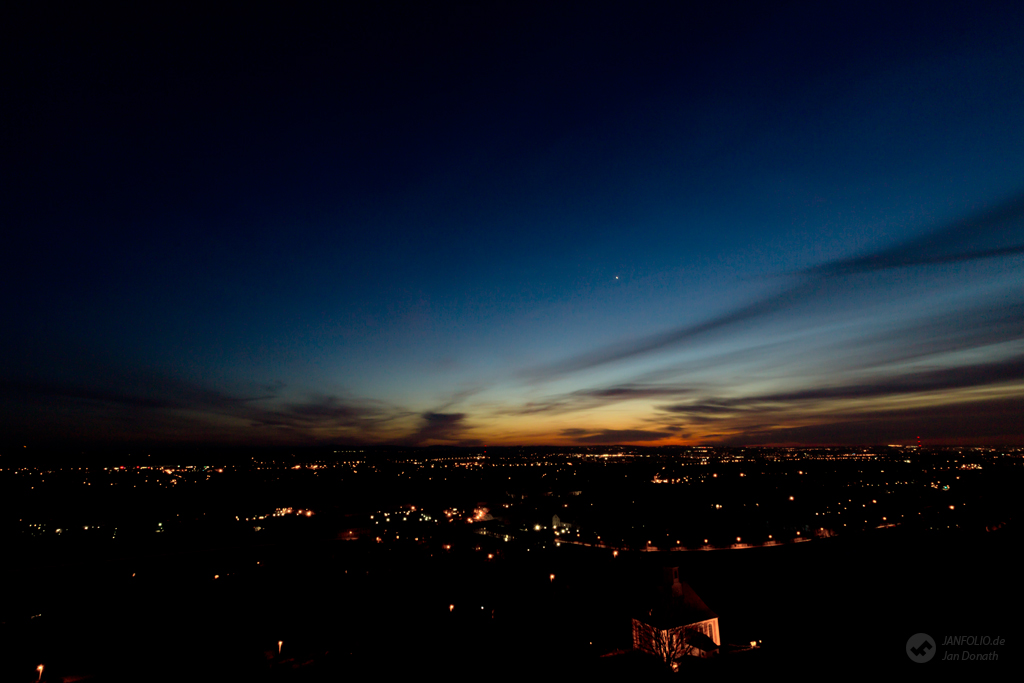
[3,2,1024,447]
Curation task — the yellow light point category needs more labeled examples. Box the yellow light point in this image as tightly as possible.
[612,550,618,558]
[278,640,283,655]
[550,574,555,582]
[450,604,454,612]
[789,496,794,500]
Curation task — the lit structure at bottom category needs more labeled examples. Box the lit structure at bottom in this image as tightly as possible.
[631,566,720,664]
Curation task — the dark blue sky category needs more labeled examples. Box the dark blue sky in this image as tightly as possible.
[3,2,1024,447]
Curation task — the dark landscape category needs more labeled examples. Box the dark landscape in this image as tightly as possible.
[2,445,1021,679]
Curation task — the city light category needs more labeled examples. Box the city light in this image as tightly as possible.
[9,443,1019,671]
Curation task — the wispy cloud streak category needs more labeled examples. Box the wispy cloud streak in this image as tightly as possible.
[664,353,1024,414]
[0,372,407,444]
[525,194,1024,380]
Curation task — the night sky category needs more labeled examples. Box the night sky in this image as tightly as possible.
[3,2,1024,448]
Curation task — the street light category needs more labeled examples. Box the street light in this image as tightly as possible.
[278,640,283,656]
[38,664,44,681]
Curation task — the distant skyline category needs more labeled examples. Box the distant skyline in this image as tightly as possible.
[3,2,1024,448]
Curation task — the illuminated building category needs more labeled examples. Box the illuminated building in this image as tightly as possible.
[551,513,575,530]
[631,567,720,664]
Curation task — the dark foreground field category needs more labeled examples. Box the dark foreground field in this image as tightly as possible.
[3,522,1021,681]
